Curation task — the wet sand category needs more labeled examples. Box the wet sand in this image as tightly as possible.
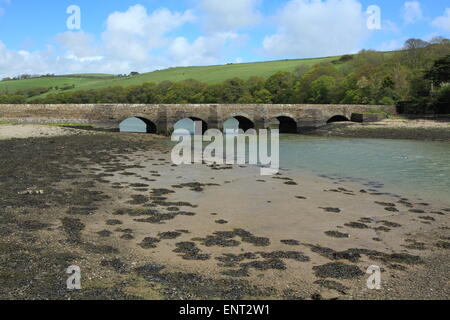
[0,127,449,300]
[0,124,84,140]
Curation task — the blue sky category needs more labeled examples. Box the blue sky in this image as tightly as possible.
[0,0,449,77]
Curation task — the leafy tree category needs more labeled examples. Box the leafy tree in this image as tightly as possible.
[424,55,450,87]
[309,75,336,103]
[202,84,223,103]
[244,76,266,95]
[404,38,430,50]
[4,37,450,107]
[265,71,295,103]
[403,38,431,69]
[164,79,206,103]
[431,85,450,113]
[0,94,26,103]
[341,89,364,104]
[220,78,246,103]
[379,96,395,105]
[253,88,273,104]
[237,92,255,104]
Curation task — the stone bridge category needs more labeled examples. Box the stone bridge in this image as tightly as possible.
[0,104,396,135]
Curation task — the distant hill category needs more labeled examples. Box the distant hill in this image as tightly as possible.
[0,55,341,99]
[2,39,448,112]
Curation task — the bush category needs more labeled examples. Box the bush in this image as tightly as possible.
[396,98,432,114]
[17,87,52,98]
[379,96,395,105]
[430,85,450,114]
[333,54,354,64]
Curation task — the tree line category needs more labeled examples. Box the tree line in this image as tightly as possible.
[1,38,449,114]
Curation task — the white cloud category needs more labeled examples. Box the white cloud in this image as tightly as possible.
[200,0,261,32]
[432,8,450,32]
[0,41,54,76]
[167,32,239,66]
[56,31,100,60]
[0,44,110,79]
[102,5,195,62]
[0,8,5,17]
[263,0,368,58]
[403,1,423,25]
[0,4,249,77]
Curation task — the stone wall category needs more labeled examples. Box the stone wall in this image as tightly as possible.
[0,104,397,135]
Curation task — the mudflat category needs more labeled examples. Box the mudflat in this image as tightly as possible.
[0,126,449,300]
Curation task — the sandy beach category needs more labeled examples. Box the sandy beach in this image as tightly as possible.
[0,125,449,300]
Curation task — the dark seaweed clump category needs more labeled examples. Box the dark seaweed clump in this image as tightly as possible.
[139,237,161,249]
[314,279,349,294]
[320,207,342,213]
[435,241,450,249]
[158,231,182,240]
[173,242,210,260]
[61,217,85,243]
[217,251,310,278]
[100,258,128,274]
[216,253,258,267]
[281,239,300,246]
[97,230,112,237]
[135,263,275,300]
[344,222,369,229]
[313,263,365,279]
[304,244,423,266]
[325,231,349,238]
[195,229,271,248]
[258,251,310,262]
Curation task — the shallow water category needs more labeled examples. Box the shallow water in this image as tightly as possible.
[121,117,450,204]
[279,135,450,203]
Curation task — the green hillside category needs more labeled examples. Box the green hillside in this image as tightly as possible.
[0,56,338,98]
[110,56,337,86]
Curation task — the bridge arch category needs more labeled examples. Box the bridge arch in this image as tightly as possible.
[275,115,298,133]
[119,117,157,133]
[223,115,255,132]
[174,117,208,135]
[327,115,350,124]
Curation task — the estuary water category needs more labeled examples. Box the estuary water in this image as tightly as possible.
[121,117,450,204]
[278,135,450,204]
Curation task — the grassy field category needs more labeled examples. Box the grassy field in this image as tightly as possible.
[0,55,340,99]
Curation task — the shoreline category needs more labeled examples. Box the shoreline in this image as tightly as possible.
[307,119,450,142]
[0,131,448,300]
[2,118,450,142]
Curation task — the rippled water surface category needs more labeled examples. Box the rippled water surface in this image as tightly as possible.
[279,135,450,203]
